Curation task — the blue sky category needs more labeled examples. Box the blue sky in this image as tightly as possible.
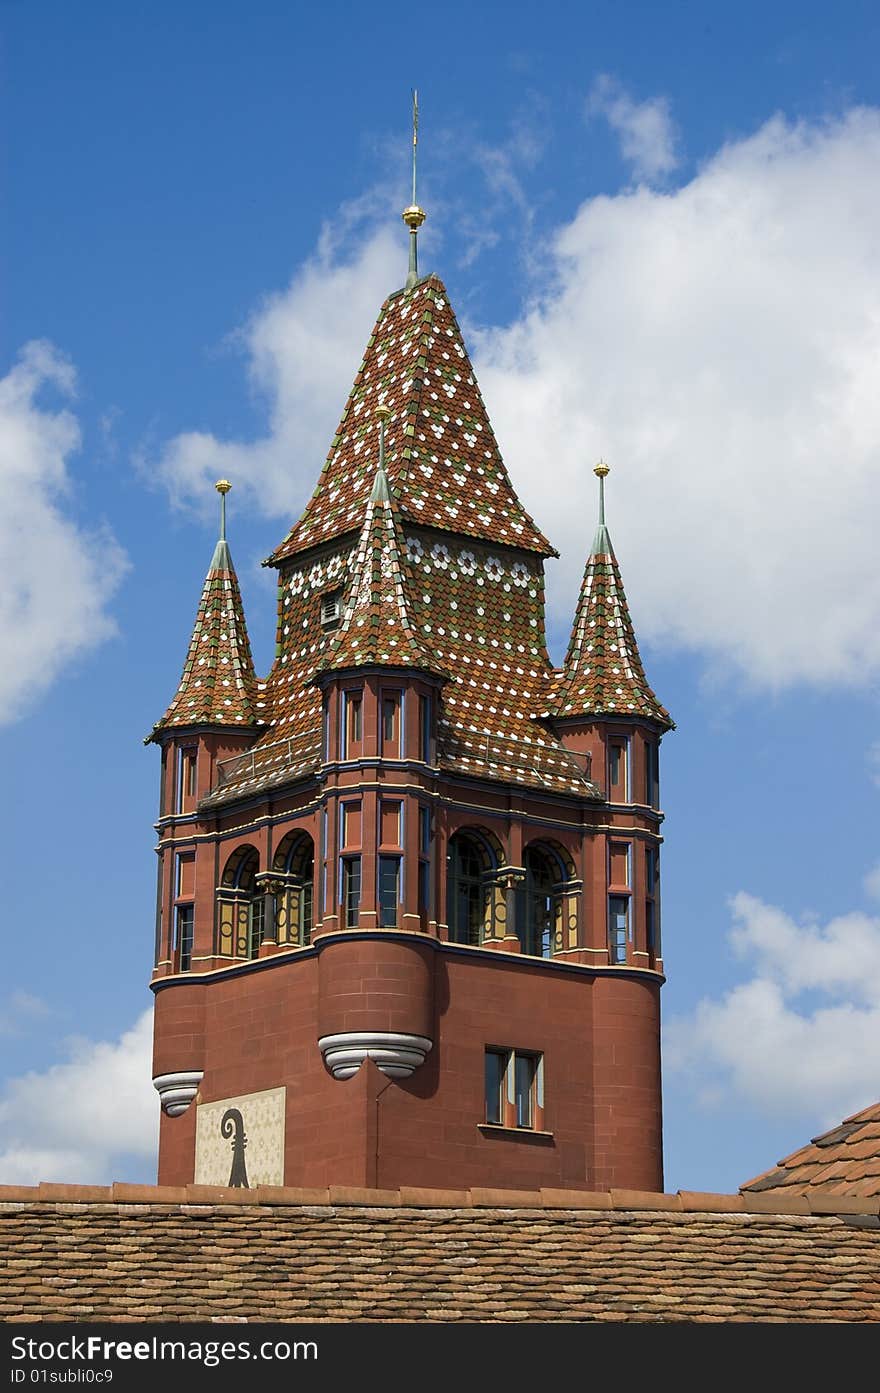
[2,0,880,1192]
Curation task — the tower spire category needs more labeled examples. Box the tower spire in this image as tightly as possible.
[545,459,673,729]
[402,89,426,291]
[146,477,262,741]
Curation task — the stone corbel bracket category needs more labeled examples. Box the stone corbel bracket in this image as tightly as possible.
[153,1070,204,1117]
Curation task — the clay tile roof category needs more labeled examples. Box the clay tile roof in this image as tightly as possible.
[741,1099,880,1198]
[317,462,446,678]
[146,537,264,742]
[1,1187,879,1323]
[266,274,555,565]
[546,521,673,730]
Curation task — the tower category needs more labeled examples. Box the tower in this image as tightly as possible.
[147,150,673,1193]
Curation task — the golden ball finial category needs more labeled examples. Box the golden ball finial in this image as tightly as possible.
[215,479,232,495]
[594,460,610,479]
[402,204,426,230]
[375,403,391,420]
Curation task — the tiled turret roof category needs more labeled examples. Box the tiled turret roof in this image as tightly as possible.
[147,535,264,741]
[266,274,555,564]
[317,460,445,678]
[547,517,673,730]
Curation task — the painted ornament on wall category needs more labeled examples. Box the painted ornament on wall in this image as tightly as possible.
[194,1087,286,1187]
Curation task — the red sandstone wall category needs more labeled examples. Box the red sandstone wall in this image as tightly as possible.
[153,940,662,1192]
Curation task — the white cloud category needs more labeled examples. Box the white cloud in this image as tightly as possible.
[0,1010,157,1184]
[587,74,679,181]
[665,889,880,1123]
[153,107,880,692]
[864,862,880,901]
[0,342,128,723]
[474,108,880,687]
[154,228,401,520]
[0,992,51,1037]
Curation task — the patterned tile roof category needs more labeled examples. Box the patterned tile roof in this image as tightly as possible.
[195,278,683,806]
[266,275,554,564]
[317,461,445,678]
[546,522,673,730]
[147,538,265,741]
[741,1101,880,1198]
[2,1185,879,1323]
[202,524,599,807]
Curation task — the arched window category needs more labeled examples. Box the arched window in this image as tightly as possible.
[516,844,575,959]
[447,832,496,946]
[271,832,315,947]
[218,846,262,960]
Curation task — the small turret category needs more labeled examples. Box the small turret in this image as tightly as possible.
[147,481,262,741]
[549,462,673,729]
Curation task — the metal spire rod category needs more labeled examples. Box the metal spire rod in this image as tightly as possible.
[594,460,609,526]
[412,88,418,206]
[402,89,426,291]
[216,478,231,540]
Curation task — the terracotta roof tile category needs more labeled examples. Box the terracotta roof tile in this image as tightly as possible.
[1,1189,879,1323]
[317,463,444,678]
[267,276,554,564]
[196,279,667,807]
[546,524,673,730]
[741,1098,880,1199]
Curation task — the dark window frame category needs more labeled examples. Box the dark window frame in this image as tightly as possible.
[484,1047,544,1131]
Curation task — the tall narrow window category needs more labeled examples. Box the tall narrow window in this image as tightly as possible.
[345,692,363,753]
[419,693,433,763]
[645,846,660,962]
[448,833,489,946]
[174,904,194,972]
[609,895,629,965]
[607,735,629,802]
[380,690,401,757]
[483,1048,544,1131]
[645,738,659,808]
[173,853,195,970]
[248,897,265,959]
[515,1053,537,1128]
[418,806,431,922]
[418,859,430,916]
[342,856,361,928]
[176,747,198,813]
[378,855,401,927]
[484,1049,506,1126]
[518,847,557,958]
[608,738,629,802]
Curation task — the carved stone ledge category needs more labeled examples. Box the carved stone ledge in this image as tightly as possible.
[152,1070,204,1117]
[317,1032,433,1080]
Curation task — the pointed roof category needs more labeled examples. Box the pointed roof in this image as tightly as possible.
[146,491,264,742]
[266,274,555,565]
[317,447,445,678]
[740,1100,880,1199]
[546,468,673,729]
